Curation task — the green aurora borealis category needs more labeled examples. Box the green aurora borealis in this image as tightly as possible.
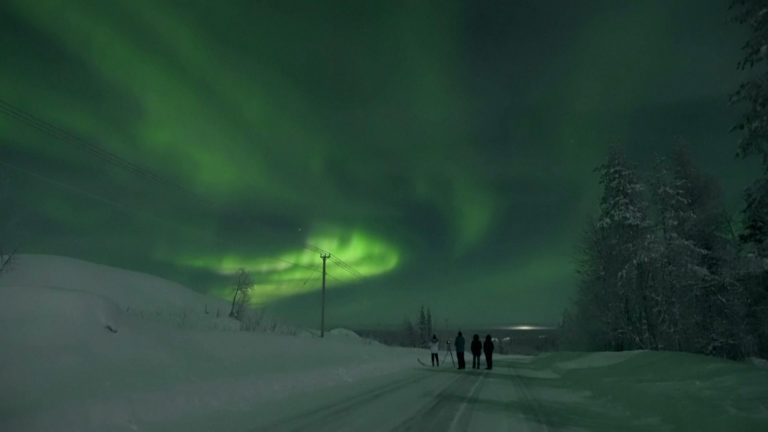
[0,1,762,328]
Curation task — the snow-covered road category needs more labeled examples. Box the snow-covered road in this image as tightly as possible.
[253,357,551,432]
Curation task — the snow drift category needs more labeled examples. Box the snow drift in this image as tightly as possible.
[0,255,415,431]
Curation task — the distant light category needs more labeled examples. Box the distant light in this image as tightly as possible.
[497,325,554,331]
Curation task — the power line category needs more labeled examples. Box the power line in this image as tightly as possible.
[0,159,332,281]
[330,256,364,278]
[1,99,363,282]
[0,159,169,226]
[0,99,198,198]
[301,270,322,286]
[303,243,364,280]
[1,98,292,235]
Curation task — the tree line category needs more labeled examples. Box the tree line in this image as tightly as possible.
[562,1,768,360]
[401,305,434,347]
[561,148,764,359]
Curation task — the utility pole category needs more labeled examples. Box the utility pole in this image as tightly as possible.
[320,253,331,338]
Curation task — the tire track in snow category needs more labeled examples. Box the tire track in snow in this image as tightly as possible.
[393,370,486,431]
[501,360,551,431]
[447,372,485,431]
[258,369,439,431]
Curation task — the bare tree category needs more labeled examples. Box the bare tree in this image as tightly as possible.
[229,268,253,319]
[0,170,17,276]
[0,247,15,275]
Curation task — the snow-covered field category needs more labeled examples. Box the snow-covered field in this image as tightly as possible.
[1,255,767,431]
[0,255,418,431]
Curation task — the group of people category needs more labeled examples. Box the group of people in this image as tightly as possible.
[428,331,494,370]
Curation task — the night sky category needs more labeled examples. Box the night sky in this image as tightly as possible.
[0,1,762,328]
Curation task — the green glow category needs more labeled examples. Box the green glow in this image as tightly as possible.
[450,180,495,253]
[4,0,330,203]
[179,226,399,303]
[0,0,755,327]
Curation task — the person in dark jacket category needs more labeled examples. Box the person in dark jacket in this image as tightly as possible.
[483,334,495,370]
[454,331,466,369]
[470,334,482,369]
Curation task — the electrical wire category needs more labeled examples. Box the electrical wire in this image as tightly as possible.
[1,99,358,283]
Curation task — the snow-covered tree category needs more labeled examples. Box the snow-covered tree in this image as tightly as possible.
[596,149,653,350]
[731,0,768,358]
[565,148,753,359]
[646,152,750,356]
[564,149,653,351]
[739,178,768,358]
[644,156,695,351]
[731,0,768,255]
[731,0,768,166]
[741,178,768,254]
[562,219,612,350]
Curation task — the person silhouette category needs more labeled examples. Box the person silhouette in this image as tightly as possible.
[454,331,466,369]
[471,334,482,369]
[483,334,495,370]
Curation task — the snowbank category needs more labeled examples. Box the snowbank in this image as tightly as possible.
[0,254,237,330]
[554,350,644,370]
[748,357,768,369]
[0,254,227,309]
[0,255,417,431]
[526,350,768,431]
[325,327,381,345]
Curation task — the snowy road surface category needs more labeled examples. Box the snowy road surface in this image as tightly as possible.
[252,357,552,432]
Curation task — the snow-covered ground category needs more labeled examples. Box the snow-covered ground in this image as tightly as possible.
[1,255,767,431]
[0,255,417,431]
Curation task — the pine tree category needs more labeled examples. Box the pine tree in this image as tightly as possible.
[741,178,768,255]
[731,0,768,358]
[594,149,652,350]
[731,0,768,256]
[426,308,433,340]
[648,154,709,352]
[565,219,612,350]
[731,0,768,167]
[565,141,759,358]
[740,176,768,357]
[402,318,418,347]
[418,305,427,346]
[564,150,652,350]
